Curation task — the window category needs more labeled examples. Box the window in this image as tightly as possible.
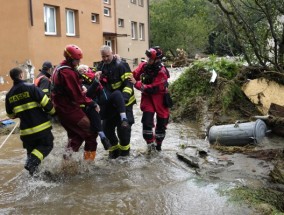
[138,0,144,6]
[92,13,99,23]
[131,21,137,39]
[118,18,124,27]
[104,7,110,16]
[105,40,112,47]
[44,6,57,35]
[130,0,137,4]
[103,0,110,4]
[139,23,145,40]
[66,9,75,36]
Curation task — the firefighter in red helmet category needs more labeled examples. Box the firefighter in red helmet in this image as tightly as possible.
[129,46,171,153]
[51,44,99,161]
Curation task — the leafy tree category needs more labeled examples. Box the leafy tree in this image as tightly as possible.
[149,0,216,57]
[208,0,284,72]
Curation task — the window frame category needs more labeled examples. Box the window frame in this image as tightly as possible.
[131,21,137,40]
[139,23,145,40]
[118,18,124,27]
[103,0,110,4]
[104,7,110,16]
[130,0,137,4]
[44,5,57,35]
[138,0,144,6]
[91,13,99,23]
[66,9,76,36]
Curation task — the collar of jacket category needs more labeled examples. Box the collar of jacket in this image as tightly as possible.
[13,79,25,85]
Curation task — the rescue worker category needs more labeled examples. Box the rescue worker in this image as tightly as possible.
[34,61,53,97]
[77,64,111,150]
[51,44,99,161]
[87,45,136,159]
[129,46,170,153]
[5,67,56,175]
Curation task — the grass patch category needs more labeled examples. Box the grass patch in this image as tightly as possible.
[227,187,284,215]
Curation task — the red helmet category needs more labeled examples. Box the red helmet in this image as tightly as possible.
[145,46,163,60]
[64,44,83,60]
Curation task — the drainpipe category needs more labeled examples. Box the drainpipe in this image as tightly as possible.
[114,0,117,53]
[147,0,150,48]
[29,0,34,26]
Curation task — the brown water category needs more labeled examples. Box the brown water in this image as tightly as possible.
[0,122,254,215]
[0,69,254,215]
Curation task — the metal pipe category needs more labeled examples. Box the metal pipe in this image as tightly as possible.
[29,0,34,26]
[147,0,150,48]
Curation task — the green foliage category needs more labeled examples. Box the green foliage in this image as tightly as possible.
[191,55,242,79]
[220,81,243,111]
[170,58,244,121]
[150,0,217,56]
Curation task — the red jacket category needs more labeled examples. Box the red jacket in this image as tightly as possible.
[132,62,169,95]
[51,60,94,115]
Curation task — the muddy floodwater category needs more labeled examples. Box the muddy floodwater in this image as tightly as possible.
[0,123,254,215]
[0,69,259,215]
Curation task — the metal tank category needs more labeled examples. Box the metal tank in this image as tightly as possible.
[208,119,267,146]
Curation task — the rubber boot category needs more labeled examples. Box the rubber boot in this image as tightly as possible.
[156,143,162,151]
[24,155,41,176]
[120,149,130,157]
[109,149,120,159]
[84,151,96,161]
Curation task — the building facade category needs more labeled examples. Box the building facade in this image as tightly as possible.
[0,0,149,91]
[115,0,149,68]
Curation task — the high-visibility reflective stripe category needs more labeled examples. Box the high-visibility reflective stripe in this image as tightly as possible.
[48,107,56,115]
[123,87,133,94]
[13,102,39,113]
[119,144,130,151]
[126,95,136,106]
[20,121,51,136]
[143,130,153,135]
[80,104,85,108]
[111,81,122,89]
[155,133,165,138]
[121,72,132,81]
[109,144,120,151]
[40,95,49,107]
[31,149,44,161]
[42,89,49,93]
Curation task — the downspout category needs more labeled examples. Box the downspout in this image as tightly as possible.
[147,0,150,48]
[29,0,34,26]
[114,0,117,53]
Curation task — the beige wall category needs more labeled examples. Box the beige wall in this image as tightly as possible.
[115,0,149,69]
[101,0,116,33]
[0,1,31,89]
[0,0,149,91]
[0,0,104,91]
